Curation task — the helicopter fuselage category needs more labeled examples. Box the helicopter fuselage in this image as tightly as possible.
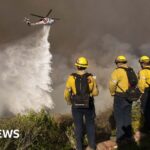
[24,9,58,26]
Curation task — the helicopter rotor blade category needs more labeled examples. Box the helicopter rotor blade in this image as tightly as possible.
[30,13,45,18]
[46,9,52,17]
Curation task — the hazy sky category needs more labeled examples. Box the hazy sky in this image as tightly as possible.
[1,0,150,48]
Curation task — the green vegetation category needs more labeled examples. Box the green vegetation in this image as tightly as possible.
[0,110,72,150]
[0,105,149,150]
[132,101,142,132]
[0,109,113,150]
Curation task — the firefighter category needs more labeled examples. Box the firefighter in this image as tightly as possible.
[64,57,99,150]
[138,56,150,133]
[109,55,133,144]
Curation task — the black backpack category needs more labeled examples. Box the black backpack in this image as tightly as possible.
[71,73,92,108]
[117,67,141,102]
[125,67,138,87]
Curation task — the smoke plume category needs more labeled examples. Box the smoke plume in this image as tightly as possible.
[52,34,149,113]
[0,26,53,116]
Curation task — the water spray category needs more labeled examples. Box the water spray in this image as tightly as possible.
[0,26,53,116]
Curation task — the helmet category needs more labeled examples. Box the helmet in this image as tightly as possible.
[139,56,150,63]
[75,57,88,68]
[115,55,127,63]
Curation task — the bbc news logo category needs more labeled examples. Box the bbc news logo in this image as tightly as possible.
[0,130,20,138]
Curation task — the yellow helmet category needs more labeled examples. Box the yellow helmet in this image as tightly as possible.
[75,57,88,68]
[115,55,127,63]
[139,56,150,63]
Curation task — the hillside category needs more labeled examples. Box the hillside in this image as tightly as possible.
[0,106,150,150]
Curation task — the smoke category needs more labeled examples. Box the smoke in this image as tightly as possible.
[52,34,150,113]
[0,0,150,114]
[0,26,53,116]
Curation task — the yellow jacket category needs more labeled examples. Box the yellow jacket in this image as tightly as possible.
[138,66,150,93]
[64,71,99,104]
[109,65,129,96]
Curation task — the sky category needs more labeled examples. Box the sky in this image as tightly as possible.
[1,0,150,46]
[0,0,150,114]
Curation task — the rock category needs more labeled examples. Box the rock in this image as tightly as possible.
[96,140,117,150]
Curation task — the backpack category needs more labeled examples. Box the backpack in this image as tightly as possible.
[71,73,92,108]
[125,67,138,87]
[117,67,141,102]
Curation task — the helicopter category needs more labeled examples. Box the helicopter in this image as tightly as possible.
[24,9,60,26]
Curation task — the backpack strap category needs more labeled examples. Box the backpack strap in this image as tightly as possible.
[116,67,129,73]
[115,67,137,92]
[118,67,138,86]
[71,73,93,84]
[143,67,150,71]
[71,72,93,78]
[84,73,93,78]
[116,83,125,93]
[117,66,132,71]
[116,67,127,70]
[115,67,128,91]
[115,67,125,92]
[71,72,93,95]
[71,73,79,78]
[146,82,150,86]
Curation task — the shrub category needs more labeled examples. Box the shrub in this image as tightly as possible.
[0,110,72,150]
